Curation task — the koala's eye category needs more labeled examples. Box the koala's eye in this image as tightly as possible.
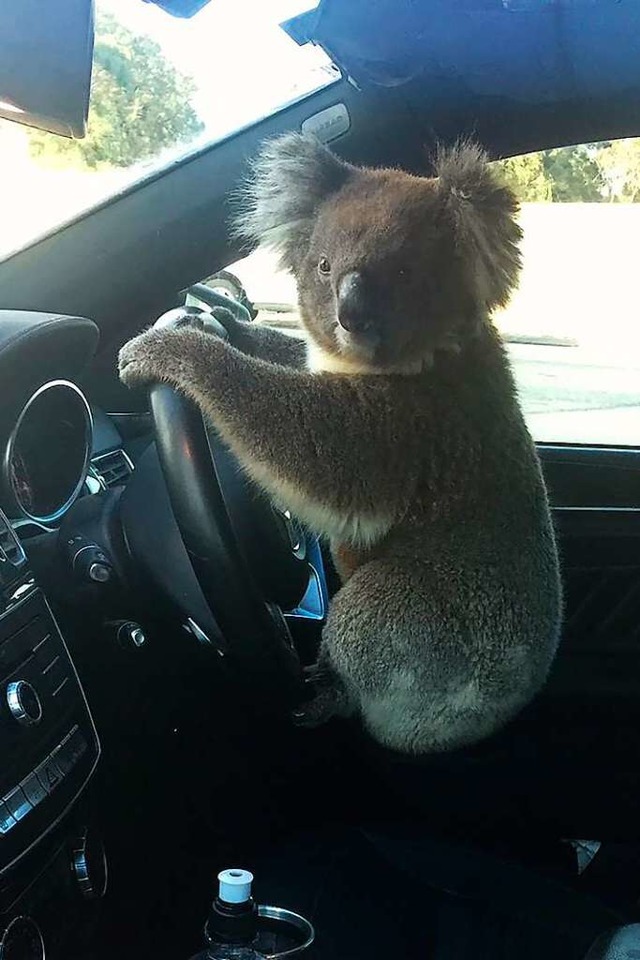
[318,257,331,276]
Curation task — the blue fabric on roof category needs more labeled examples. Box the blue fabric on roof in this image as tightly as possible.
[284,0,640,105]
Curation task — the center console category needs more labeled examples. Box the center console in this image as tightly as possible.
[0,510,101,955]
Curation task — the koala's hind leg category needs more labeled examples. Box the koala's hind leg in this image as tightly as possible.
[316,556,556,755]
[292,655,356,728]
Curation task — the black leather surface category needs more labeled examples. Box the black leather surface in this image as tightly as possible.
[0,310,98,428]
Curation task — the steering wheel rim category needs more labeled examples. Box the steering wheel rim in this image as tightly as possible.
[148,307,309,688]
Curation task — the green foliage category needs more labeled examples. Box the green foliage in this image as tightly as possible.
[540,145,603,202]
[596,138,640,201]
[497,139,640,204]
[28,12,203,170]
[497,152,552,202]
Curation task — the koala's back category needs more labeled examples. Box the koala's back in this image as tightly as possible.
[324,330,562,754]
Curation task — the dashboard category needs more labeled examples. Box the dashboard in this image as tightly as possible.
[0,311,137,959]
[0,308,324,960]
[0,308,258,960]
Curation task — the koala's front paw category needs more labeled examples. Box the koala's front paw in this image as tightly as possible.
[118,327,200,389]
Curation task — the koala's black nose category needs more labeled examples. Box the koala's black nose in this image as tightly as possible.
[337,271,370,333]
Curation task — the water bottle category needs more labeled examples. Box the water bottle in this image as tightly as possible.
[190,867,314,960]
[201,869,260,960]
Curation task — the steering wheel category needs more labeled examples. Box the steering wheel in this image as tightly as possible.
[148,305,310,693]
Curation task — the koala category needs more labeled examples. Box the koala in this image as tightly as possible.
[119,134,562,755]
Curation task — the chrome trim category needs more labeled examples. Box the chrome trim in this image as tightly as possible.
[553,506,640,513]
[257,905,315,959]
[539,444,640,455]
[6,681,42,726]
[84,472,103,495]
[11,517,55,534]
[70,543,97,566]
[8,580,35,605]
[90,447,134,483]
[4,380,93,525]
[0,915,45,959]
[0,516,26,566]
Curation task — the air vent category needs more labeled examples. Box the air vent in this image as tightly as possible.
[0,513,25,566]
[91,449,133,489]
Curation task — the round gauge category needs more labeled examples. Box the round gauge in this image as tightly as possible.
[0,917,45,960]
[5,381,92,524]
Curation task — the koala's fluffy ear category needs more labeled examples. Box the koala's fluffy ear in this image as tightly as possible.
[435,142,522,310]
[234,133,351,271]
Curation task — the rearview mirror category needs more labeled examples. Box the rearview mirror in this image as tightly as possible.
[0,0,94,138]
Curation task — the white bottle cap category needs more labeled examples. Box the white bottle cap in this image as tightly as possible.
[218,868,254,904]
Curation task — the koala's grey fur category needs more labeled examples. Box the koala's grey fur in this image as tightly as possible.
[120,134,562,755]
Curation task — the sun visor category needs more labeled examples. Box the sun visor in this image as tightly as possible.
[282,0,640,105]
[0,0,94,138]
[141,0,213,15]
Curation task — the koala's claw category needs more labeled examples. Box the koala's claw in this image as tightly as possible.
[292,692,339,729]
[118,328,166,387]
[293,666,354,728]
[118,326,202,389]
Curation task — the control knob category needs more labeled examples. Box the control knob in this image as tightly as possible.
[0,916,45,960]
[5,680,42,726]
[70,828,108,900]
[66,535,114,584]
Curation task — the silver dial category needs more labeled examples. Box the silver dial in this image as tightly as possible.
[6,681,42,726]
[71,829,108,900]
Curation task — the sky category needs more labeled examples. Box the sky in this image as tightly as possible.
[101,0,333,138]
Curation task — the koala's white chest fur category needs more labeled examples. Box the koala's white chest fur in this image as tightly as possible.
[254,465,394,548]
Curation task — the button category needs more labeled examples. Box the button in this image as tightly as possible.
[88,561,112,583]
[40,653,65,686]
[35,754,64,794]
[0,801,16,834]
[55,728,88,774]
[21,771,47,808]
[0,624,35,673]
[33,635,55,670]
[4,785,32,822]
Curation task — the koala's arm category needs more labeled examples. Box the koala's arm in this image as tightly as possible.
[217,313,308,369]
[119,326,415,537]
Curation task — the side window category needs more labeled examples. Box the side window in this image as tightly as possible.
[205,139,640,448]
[493,139,640,447]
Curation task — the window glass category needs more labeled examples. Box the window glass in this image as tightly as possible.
[0,0,335,260]
[494,140,640,446]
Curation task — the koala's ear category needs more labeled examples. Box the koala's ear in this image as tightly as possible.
[233,133,351,271]
[435,141,522,310]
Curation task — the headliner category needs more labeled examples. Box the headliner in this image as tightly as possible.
[284,0,640,158]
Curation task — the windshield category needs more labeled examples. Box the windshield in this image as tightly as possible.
[0,0,334,261]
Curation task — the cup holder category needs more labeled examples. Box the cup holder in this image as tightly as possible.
[253,905,315,959]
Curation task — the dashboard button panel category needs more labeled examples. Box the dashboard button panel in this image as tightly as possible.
[0,586,100,875]
[3,786,31,822]
[0,801,16,835]
[20,772,47,808]
[0,726,88,834]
